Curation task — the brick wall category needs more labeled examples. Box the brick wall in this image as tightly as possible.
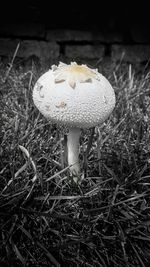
[0,22,150,68]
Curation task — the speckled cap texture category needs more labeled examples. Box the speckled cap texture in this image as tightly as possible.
[33,62,116,128]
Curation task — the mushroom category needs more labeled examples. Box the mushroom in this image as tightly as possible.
[33,62,116,179]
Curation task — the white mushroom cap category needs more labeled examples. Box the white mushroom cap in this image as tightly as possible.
[33,62,116,129]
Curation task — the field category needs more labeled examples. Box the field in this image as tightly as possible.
[1,58,150,267]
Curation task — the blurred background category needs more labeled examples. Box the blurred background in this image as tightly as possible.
[0,0,150,69]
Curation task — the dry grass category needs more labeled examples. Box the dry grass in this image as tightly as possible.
[0,58,150,267]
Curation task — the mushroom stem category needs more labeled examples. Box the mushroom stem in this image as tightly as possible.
[67,127,80,175]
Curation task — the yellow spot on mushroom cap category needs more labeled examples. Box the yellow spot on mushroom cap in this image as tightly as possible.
[53,62,99,89]
[67,63,94,75]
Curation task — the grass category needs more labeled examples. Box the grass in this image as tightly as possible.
[0,57,150,267]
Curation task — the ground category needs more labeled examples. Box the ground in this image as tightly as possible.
[0,57,150,267]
